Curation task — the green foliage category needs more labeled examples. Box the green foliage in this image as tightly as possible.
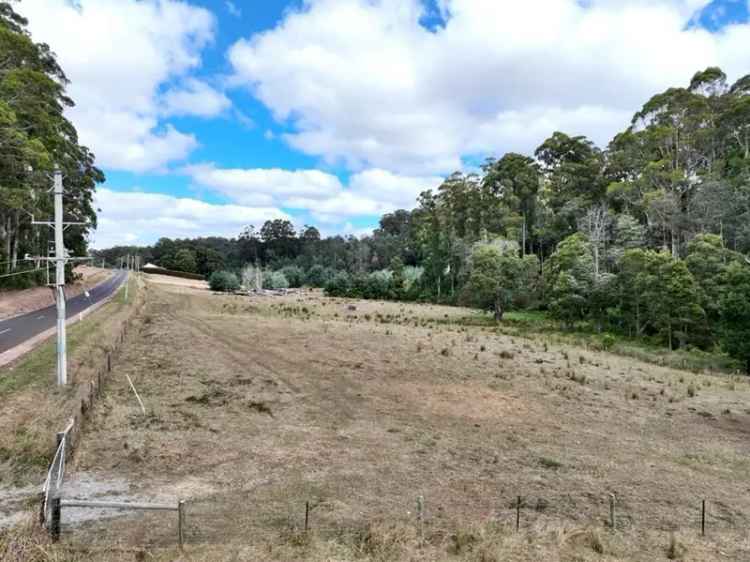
[545,234,594,328]
[325,271,352,297]
[172,248,197,273]
[263,270,289,290]
[306,264,335,288]
[461,243,538,320]
[209,271,240,292]
[0,2,103,287]
[280,265,305,288]
[719,262,750,373]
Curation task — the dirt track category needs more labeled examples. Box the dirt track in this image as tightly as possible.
[62,280,750,560]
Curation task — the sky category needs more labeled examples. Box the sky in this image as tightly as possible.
[15,0,750,249]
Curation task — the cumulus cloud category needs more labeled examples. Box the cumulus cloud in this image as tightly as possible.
[90,188,290,248]
[184,164,442,222]
[162,78,231,118]
[228,0,750,174]
[18,0,219,172]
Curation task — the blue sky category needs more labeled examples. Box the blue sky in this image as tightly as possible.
[17,0,750,248]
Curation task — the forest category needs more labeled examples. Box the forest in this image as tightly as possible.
[0,2,103,288]
[95,66,750,372]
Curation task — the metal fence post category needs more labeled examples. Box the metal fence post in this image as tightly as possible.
[609,493,616,530]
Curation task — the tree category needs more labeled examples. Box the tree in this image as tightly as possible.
[0,2,103,284]
[462,243,537,320]
[195,247,224,276]
[482,153,540,254]
[719,262,750,373]
[578,204,610,277]
[655,258,704,349]
[685,234,740,325]
[172,249,197,273]
[544,234,595,328]
[261,219,297,262]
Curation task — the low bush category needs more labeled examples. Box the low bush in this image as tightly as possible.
[209,271,240,292]
[280,265,305,288]
[306,264,335,288]
[325,271,352,297]
[264,270,289,290]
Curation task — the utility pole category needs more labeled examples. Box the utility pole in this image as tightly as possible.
[54,169,67,386]
[124,254,129,302]
[31,168,90,386]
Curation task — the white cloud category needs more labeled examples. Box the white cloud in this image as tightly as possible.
[18,0,217,172]
[228,0,750,174]
[183,164,344,206]
[183,164,442,222]
[91,188,290,248]
[162,78,231,118]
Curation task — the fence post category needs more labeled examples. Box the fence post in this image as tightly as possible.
[107,351,111,372]
[516,496,521,532]
[701,499,705,537]
[178,500,185,548]
[609,493,616,530]
[417,495,424,542]
[50,496,61,542]
[305,501,310,532]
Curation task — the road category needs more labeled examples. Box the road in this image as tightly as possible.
[0,270,128,356]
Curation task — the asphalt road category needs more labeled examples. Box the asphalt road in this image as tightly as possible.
[0,270,128,356]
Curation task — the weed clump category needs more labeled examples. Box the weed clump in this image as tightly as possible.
[539,457,562,470]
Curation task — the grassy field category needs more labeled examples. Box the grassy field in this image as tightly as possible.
[16,278,746,561]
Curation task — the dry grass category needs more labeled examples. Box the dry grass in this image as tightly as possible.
[0,276,144,490]
[7,282,750,560]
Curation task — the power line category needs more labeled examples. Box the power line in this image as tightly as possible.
[0,268,42,279]
[0,257,34,267]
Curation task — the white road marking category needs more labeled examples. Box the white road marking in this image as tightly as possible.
[36,315,45,320]
[0,328,10,335]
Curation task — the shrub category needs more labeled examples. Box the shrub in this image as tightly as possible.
[325,271,352,297]
[402,266,424,291]
[280,265,305,288]
[209,271,240,292]
[263,270,289,290]
[600,333,616,350]
[306,264,334,288]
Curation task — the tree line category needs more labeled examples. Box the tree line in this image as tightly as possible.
[0,2,103,288]
[96,66,750,372]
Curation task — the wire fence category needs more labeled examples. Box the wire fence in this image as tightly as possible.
[40,418,74,528]
[53,487,750,554]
